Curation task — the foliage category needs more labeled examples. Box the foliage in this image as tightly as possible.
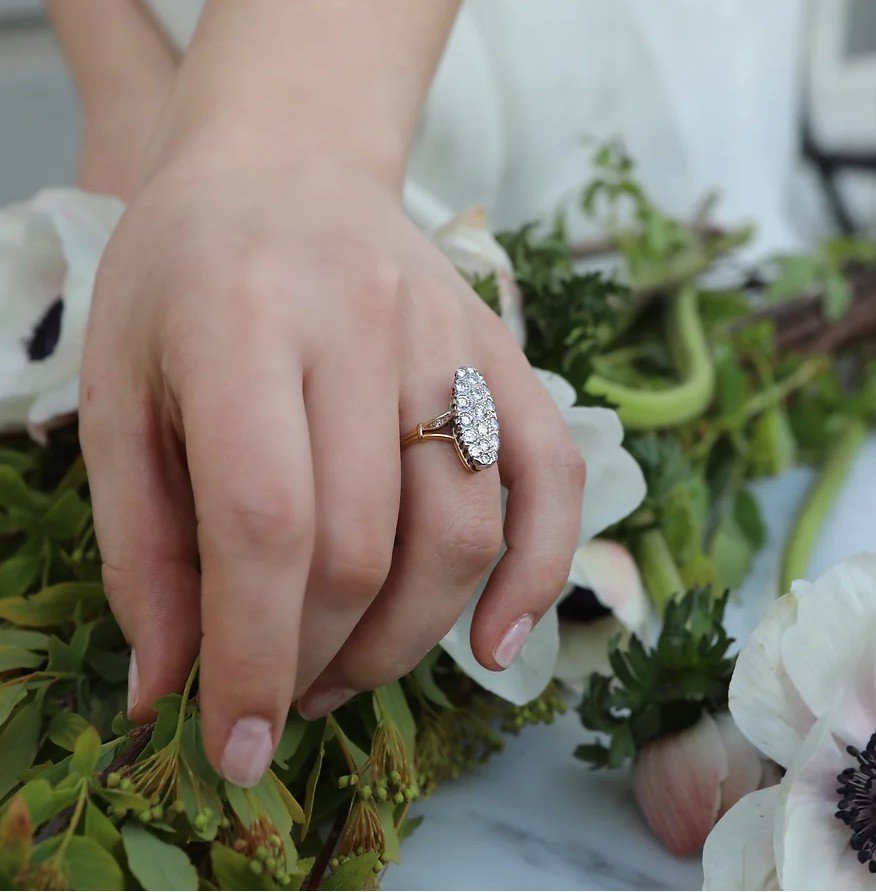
[575,588,735,768]
[0,436,562,890]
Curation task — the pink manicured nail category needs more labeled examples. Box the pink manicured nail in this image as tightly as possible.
[127,649,139,717]
[298,687,355,721]
[220,717,274,788]
[493,614,535,668]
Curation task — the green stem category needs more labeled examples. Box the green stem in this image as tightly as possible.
[173,656,201,747]
[584,286,715,429]
[51,781,87,864]
[780,417,868,594]
[632,521,685,614]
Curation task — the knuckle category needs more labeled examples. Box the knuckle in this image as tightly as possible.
[207,489,313,555]
[316,531,392,601]
[437,510,503,574]
[530,551,576,601]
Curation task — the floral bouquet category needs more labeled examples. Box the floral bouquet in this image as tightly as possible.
[0,144,875,890]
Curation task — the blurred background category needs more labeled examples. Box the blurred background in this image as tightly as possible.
[1,0,876,249]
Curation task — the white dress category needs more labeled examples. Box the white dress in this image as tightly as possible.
[147,0,815,250]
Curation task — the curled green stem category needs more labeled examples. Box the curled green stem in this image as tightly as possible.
[585,286,715,429]
[632,519,685,614]
[780,417,868,593]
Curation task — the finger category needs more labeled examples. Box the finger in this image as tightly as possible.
[80,387,201,725]
[182,358,315,788]
[469,348,586,670]
[299,363,502,718]
[293,349,401,696]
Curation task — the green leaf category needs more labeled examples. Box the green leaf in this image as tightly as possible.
[0,644,43,673]
[16,779,78,827]
[302,729,325,839]
[274,716,311,770]
[373,682,416,756]
[410,651,453,709]
[85,801,122,853]
[70,726,101,778]
[211,843,280,891]
[0,796,32,886]
[0,697,42,799]
[35,835,124,890]
[751,406,797,477]
[122,822,199,891]
[823,269,852,320]
[49,711,92,751]
[0,555,43,599]
[0,466,44,512]
[0,684,26,729]
[0,628,49,650]
[0,582,105,627]
[39,490,90,541]
[320,853,379,890]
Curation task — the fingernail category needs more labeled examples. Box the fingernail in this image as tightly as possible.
[220,716,274,788]
[127,649,139,717]
[298,687,355,721]
[493,614,535,668]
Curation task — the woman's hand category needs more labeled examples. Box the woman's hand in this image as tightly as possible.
[78,0,586,788]
[82,151,585,786]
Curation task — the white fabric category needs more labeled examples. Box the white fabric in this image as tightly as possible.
[146,0,812,250]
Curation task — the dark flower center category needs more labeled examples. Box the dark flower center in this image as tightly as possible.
[557,586,611,624]
[26,297,63,362]
[836,734,876,872]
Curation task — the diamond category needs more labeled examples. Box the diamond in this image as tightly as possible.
[451,366,499,470]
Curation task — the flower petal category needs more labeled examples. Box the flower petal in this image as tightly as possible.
[778,713,871,890]
[0,188,122,435]
[563,405,647,542]
[713,711,770,816]
[781,553,876,721]
[632,712,728,856]
[534,367,577,410]
[567,538,649,633]
[730,593,814,769]
[702,786,781,891]
[440,595,559,705]
[553,615,624,694]
[433,207,526,346]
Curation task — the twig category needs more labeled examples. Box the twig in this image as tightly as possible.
[305,809,347,891]
[32,723,155,844]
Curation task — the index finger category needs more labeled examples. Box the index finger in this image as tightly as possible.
[182,359,315,787]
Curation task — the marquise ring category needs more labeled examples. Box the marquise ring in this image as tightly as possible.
[400,367,500,473]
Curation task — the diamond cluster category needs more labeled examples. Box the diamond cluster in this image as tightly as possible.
[452,367,499,470]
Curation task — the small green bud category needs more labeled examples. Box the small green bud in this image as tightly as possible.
[394,792,404,805]
[106,772,121,788]
[119,778,132,791]
[337,775,349,789]
[220,817,231,830]
[268,833,282,848]
[138,810,151,824]
[194,812,208,831]
[172,799,186,815]
[255,846,268,863]
[330,858,340,871]
[376,786,388,802]
[265,857,277,873]
[249,860,264,876]
[233,839,247,853]
[349,773,360,786]
[151,805,164,822]
[389,770,401,784]
[360,785,372,800]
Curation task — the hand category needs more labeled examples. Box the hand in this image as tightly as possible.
[80,150,586,786]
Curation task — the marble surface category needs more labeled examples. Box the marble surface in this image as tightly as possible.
[386,440,876,890]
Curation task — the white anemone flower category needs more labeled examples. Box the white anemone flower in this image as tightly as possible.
[0,189,123,440]
[554,537,650,694]
[703,553,876,891]
[433,206,526,347]
[440,368,646,705]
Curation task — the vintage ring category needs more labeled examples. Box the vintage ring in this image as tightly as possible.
[400,367,500,472]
